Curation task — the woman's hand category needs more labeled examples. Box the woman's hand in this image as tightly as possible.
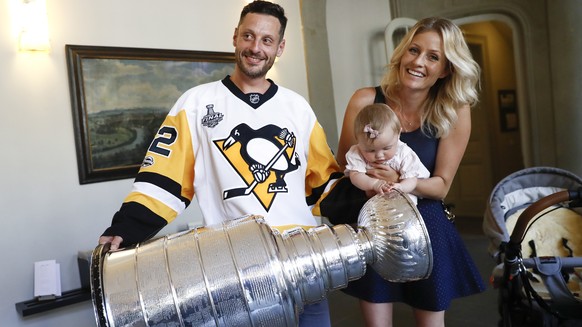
[366,163,400,183]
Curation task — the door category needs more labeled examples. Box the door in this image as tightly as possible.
[446,35,494,217]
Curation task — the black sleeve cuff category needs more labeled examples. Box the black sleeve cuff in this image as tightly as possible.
[101,202,168,247]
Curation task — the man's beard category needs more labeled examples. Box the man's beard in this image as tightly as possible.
[235,49,275,79]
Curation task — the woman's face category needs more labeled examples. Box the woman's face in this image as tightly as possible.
[399,30,449,91]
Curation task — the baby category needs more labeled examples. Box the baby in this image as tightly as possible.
[345,103,429,205]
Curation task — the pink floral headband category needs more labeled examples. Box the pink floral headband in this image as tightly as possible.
[363,124,380,139]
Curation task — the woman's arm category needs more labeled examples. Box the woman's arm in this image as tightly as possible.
[392,177,418,193]
[413,105,472,200]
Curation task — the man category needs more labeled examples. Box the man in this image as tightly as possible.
[98,1,340,325]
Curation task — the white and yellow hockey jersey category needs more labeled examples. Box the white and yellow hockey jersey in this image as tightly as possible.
[103,77,341,245]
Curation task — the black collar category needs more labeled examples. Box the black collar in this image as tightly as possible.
[222,75,278,109]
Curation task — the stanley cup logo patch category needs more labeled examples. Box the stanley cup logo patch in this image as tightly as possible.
[201,104,223,128]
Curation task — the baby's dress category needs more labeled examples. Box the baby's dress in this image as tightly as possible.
[344,140,429,204]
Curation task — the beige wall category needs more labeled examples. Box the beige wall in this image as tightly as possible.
[547,1,582,176]
[0,1,307,326]
[326,0,392,139]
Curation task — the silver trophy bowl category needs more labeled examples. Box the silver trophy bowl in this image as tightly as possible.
[91,190,432,327]
[358,190,433,282]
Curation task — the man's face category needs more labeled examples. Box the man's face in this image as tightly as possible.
[233,13,285,79]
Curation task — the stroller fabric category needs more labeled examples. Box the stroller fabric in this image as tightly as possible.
[483,166,582,260]
[483,167,582,326]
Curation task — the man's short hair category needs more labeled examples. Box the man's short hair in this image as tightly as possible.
[239,0,288,40]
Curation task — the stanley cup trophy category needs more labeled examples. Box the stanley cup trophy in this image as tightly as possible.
[91,190,433,327]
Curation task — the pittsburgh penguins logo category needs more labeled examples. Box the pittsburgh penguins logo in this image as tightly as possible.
[214,123,300,211]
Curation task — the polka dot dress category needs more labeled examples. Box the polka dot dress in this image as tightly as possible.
[342,198,486,311]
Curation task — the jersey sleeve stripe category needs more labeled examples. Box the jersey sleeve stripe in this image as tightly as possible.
[124,192,178,225]
[130,181,187,215]
[135,171,192,207]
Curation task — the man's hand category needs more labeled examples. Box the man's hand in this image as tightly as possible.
[99,235,124,251]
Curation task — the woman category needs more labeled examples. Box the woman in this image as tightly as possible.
[336,17,486,327]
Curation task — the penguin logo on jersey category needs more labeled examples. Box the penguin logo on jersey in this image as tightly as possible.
[201,104,224,128]
[214,123,300,211]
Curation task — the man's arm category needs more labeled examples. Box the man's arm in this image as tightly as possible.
[99,202,169,249]
[98,109,195,249]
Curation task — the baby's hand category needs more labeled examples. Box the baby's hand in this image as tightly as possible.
[387,182,402,192]
[373,179,391,195]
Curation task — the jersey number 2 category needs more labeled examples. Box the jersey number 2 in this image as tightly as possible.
[149,126,177,157]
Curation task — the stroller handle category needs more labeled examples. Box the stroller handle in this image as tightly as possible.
[510,189,581,244]
[505,189,581,261]
[521,256,582,269]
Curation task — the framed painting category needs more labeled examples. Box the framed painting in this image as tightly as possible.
[498,89,518,132]
[66,45,235,184]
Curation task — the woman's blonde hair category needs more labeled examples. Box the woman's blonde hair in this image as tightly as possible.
[353,103,401,144]
[381,17,480,138]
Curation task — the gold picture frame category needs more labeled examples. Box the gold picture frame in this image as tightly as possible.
[66,44,235,184]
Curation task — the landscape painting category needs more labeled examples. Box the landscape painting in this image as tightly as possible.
[66,45,235,184]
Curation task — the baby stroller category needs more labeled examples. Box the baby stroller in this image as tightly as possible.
[483,167,582,326]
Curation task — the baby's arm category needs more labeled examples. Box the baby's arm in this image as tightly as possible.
[349,171,390,194]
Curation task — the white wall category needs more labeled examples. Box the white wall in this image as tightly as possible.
[0,1,307,326]
[326,0,391,135]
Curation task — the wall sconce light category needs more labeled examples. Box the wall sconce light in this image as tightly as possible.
[18,0,50,52]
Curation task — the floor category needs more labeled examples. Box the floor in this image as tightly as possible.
[327,216,500,327]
